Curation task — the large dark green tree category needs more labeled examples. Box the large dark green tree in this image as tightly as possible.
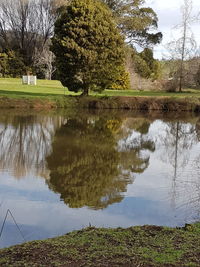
[51,0,126,95]
[103,0,162,47]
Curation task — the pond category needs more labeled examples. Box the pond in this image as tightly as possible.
[0,109,200,248]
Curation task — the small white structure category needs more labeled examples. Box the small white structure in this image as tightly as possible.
[22,75,37,85]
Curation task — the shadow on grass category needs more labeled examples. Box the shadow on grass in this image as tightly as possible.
[0,89,199,99]
[0,90,66,98]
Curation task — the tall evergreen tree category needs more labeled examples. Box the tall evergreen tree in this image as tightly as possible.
[51,0,126,95]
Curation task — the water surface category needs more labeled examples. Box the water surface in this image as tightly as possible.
[0,109,200,248]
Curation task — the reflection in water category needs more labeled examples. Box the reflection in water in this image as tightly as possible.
[160,121,197,173]
[0,114,64,178]
[157,119,198,210]
[46,117,152,209]
[196,118,200,141]
[0,110,200,248]
[117,118,155,174]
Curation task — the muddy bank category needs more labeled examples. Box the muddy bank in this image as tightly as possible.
[0,95,200,112]
[79,96,200,112]
[0,97,57,109]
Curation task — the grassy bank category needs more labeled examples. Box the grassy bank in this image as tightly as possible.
[0,223,200,266]
[1,78,200,98]
[0,78,200,111]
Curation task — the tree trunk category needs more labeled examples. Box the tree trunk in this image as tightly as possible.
[81,86,89,96]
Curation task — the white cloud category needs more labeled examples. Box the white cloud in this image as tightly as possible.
[145,0,200,58]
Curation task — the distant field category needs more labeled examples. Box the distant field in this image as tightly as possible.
[0,78,200,98]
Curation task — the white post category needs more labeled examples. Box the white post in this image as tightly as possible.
[22,75,37,85]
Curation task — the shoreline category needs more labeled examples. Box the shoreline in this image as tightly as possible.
[0,95,200,112]
[0,223,199,266]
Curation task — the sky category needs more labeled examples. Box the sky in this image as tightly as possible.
[145,0,200,59]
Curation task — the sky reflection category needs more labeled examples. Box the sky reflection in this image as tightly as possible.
[0,110,200,248]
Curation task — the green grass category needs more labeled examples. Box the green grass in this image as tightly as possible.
[0,78,80,98]
[101,88,200,98]
[1,78,200,99]
[0,223,199,266]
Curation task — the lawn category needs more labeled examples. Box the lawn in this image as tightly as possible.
[0,78,78,98]
[103,88,200,98]
[1,78,200,99]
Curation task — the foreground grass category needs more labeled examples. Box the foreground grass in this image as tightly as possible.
[0,224,200,267]
[1,78,200,99]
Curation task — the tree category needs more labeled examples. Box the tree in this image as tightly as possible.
[195,63,200,86]
[131,47,161,80]
[34,42,56,80]
[102,0,162,47]
[178,0,194,91]
[110,66,130,90]
[51,0,126,95]
[165,0,197,92]
[0,0,67,68]
[0,50,26,77]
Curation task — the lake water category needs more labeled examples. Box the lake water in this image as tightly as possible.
[0,109,200,248]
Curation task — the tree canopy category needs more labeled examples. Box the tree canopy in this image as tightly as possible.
[132,47,161,80]
[0,0,67,74]
[51,0,126,94]
[102,0,162,47]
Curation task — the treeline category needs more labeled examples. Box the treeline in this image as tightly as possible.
[162,57,200,91]
[0,0,67,79]
[0,0,162,85]
[1,0,199,92]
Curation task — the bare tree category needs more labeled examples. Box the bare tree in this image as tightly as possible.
[34,42,56,80]
[0,0,67,67]
[178,0,196,91]
[165,0,198,92]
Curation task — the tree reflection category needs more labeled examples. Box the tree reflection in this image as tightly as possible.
[158,118,199,210]
[47,118,124,209]
[0,113,63,178]
[46,117,153,209]
[117,118,155,175]
[196,118,200,141]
